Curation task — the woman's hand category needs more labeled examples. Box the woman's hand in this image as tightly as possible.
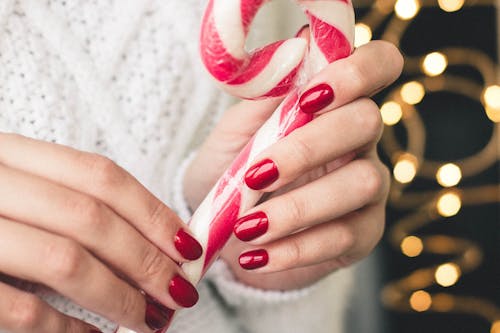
[0,135,202,333]
[184,40,403,290]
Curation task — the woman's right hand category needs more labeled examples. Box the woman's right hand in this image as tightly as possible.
[0,133,201,333]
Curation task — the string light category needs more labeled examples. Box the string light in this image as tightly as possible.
[438,0,465,12]
[381,101,403,125]
[401,81,425,105]
[410,290,432,312]
[436,163,462,187]
[354,23,372,47]
[401,236,424,257]
[491,321,500,333]
[394,0,421,19]
[435,263,461,287]
[436,191,462,217]
[422,52,448,76]
[483,85,500,108]
[394,153,418,183]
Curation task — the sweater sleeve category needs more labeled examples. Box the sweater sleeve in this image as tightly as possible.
[171,152,355,333]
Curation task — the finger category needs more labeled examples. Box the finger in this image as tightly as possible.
[0,133,201,263]
[298,40,403,114]
[237,203,385,273]
[0,217,158,333]
[244,97,382,192]
[0,164,197,311]
[0,281,101,333]
[235,158,388,244]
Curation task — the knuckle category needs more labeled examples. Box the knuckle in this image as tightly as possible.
[345,60,368,92]
[138,248,167,283]
[287,134,315,168]
[285,194,307,228]
[82,153,127,192]
[146,201,172,229]
[355,160,383,200]
[118,288,141,319]
[69,196,106,229]
[9,293,43,330]
[378,41,404,76]
[355,99,383,141]
[337,226,356,254]
[284,239,303,268]
[45,239,85,281]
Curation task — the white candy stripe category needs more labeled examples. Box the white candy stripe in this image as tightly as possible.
[213,0,247,60]
[222,38,308,97]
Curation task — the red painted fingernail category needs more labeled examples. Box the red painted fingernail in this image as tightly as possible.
[239,249,269,270]
[244,159,279,190]
[174,228,203,260]
[234,211,269,241]
[298,83,335,114]
[169,275,199,308]
[145,299,174,330]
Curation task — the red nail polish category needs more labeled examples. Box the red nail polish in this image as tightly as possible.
[234,211,268,241]
[244,159,279,190]
[239,249,269,270]
[145,299,174,330]
[174,228,203,260]
[298,83,334,114]
[169,275,199,308]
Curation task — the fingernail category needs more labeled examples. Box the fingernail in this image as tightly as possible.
[234,211,269,241]
[239,249,269,270]
[244,159,279,190]
[295,24,309,37]
[174,228,203,261]
[298,83,335,114]
[145,299,175,330]
[169,275,199,308]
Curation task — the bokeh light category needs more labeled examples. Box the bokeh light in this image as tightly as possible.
[484,85,500,109]
[401,81,425,105]
[435,263,461,287]
[401,236,424,257]
[422,52,448,76]
[354,23,372,47]
[438,0,465,12]
[491,321,500,333]
[381,101,403,125]
[410,290,432,312]
[395,0,421,19]
[393,154,418,183]
[436,163,462,187]
[437,192,462,217]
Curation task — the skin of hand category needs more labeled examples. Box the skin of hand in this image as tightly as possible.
[183,40,404,290]
[0,136,203,333]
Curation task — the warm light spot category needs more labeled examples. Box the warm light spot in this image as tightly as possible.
[435,263,461,287]
[410,290,432,312]
[401,236,424,257]
[437,192,462,217]
[491,321,500,333]
[381,101,403,125]
[354,23,372,48]
[436,163,462,187]
[395,0,420,19]
[393,154,418,183]
[486,106,500,123]
[484,85,500,109]
[422,52,448,76]
[438,0,465,12]
[401,81,425,105]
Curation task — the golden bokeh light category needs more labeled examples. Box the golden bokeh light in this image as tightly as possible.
[491,321,500,333]
[401,81,425,105]
[410,290,432,312]
[436,163,462,187]
[437,192,462,217]
[422,52,448,76]
[355,23,372,47]
[485,106,500,123]
[483,85,500,109]
[435,263,461,287]
[401,236,424,257]
[381,101,403,125]
[395,0,421,19]
[438,0,465,12]
[393,154,418,183]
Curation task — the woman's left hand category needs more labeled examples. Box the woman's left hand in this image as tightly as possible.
[184,40,403,290]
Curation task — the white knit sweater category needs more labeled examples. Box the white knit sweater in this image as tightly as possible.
[0,1,355,332]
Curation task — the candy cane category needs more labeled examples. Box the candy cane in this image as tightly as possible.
[116,1,353,332]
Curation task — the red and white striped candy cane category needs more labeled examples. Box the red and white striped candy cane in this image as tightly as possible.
[117,1,353,332]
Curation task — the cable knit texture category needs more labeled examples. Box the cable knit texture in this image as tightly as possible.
[0,1,354,332]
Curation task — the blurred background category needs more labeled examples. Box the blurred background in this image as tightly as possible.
[348,0,499,332]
